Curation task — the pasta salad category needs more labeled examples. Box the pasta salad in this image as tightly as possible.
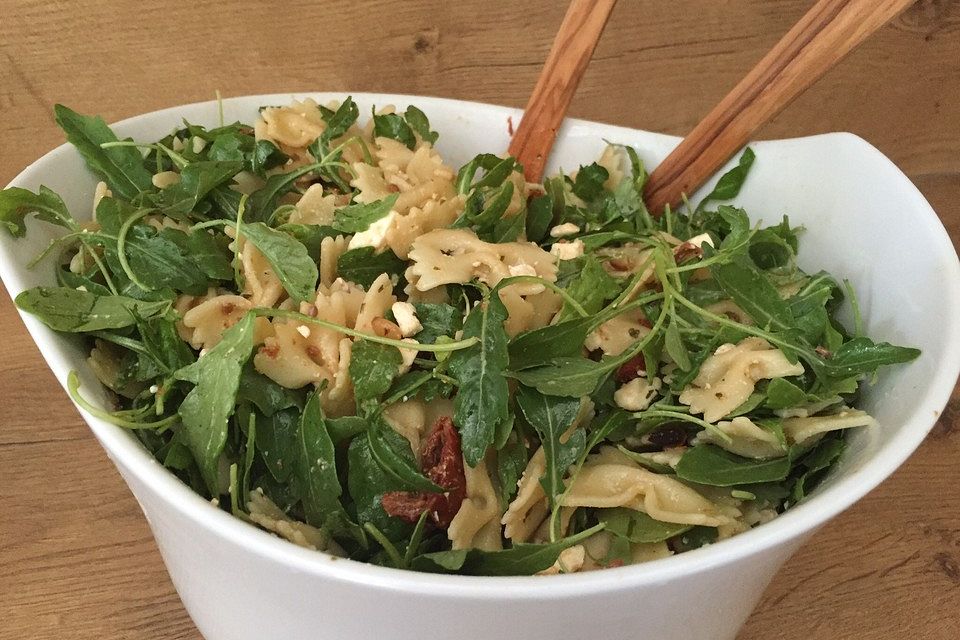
[1,98,919,575]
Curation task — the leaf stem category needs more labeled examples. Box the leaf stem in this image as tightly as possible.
[68,371,179,430]
[495,275,589,318]
[28,232,86,268]
[403,510,430,568]
[322,135,373,166]
[254,309,479,353]
[632,408,730,441]
[363,522,405,569]
[116,209,154,291]
[842,278,863,338]
[234,193,248,290]
[215,89,225,128]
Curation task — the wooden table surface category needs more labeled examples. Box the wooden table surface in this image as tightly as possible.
[1,1,958,638]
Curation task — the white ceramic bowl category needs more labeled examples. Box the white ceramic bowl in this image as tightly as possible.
[4,93,959,640]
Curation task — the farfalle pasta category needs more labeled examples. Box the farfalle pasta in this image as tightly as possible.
[679,337,805,423]
[6,98,918,576]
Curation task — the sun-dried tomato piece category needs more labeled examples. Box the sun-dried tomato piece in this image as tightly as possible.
[673,241,703,264]
[380,416,467,528]
[380,492,445,524]
[421,417,465,492]
[615,353,647,383]
[647,424,690,448]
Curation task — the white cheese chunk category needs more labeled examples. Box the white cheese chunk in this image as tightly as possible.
[549,222,580,238]
[550,239,585,261]
[348,211,398,251]
[391,301,423,338]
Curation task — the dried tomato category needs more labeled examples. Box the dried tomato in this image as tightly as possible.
[380,492,444,523]
[647,424,689,448]
[615,353,647,383]
[380,417,467,528]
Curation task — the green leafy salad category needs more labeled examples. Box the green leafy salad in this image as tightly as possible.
[1,98,919,575]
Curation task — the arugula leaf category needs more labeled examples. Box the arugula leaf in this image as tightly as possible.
[208,184,243,219]
[713,260,794,332]
[447,294,510,467]
[571,163,609,202]
[410,524,602,576]
[454,153,502,194]
[749,226,796,270]
[716,205,752,253]
[764,377,808,410]
[336,246,407,289]
[385,371,433,405]
[295,391,354,530]
[790,435,845,502]
[54,104,153,200]
[820,337,920,379]
[347,436,412,540]
[670,526,719,552]
[238,365,303,416]
[404,106,439,144]
[515,385,585,513]
[137,315,195,373]
[664,319,692,372]
[239,222,318,303]
[350,340,402,405]
[675,444,791,486]
[181,228,234,281]
[599,507,691,544]
[157,160,243,218]
[254,407,300,483]
[555,255,619,322]
[696,147,755,212]
[55,267,113,303]
[526,194,554,243]
[373,113,416,149]
[490,207,526,243]
[412,303,462,344]
[579,230,638,252]
[206,132,249,162]
[277,223,340,261]
[508,316,594,371]
[497,438,528,507]
[327,416,368,445]
[250,140,289,175]
[511,357,608,397]
[175,313,257,493]
[0,186,76,237]
[470,181,514,229]
[474,157,516,190]
[246,162,321,222]
[15,287,169,332]
[332,194,397,233]
[366,419,441,492]
[102,223,209,295]
[320,97,359,145]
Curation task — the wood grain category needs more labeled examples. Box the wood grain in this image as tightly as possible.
[644,0,917,214]
[508,0,617,182]
[0,1,957,639]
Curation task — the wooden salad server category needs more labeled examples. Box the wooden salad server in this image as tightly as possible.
[510,0,916,213]
[508,0,618,183]
[643,0,917,214]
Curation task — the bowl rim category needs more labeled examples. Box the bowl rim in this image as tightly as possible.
[3,92,959,599]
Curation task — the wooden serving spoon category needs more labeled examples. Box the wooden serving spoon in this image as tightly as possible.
[643,0,917,214]
[508,0,618,182]
[510,0,916,213]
